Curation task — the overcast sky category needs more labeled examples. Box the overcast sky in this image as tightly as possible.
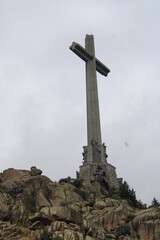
[0,0,160,205]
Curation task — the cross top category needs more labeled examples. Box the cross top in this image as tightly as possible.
[70,35,110,76]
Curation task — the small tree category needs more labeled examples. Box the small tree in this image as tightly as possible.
[118,181,136,206]
[36,230,54,240]
[151,197,160,208]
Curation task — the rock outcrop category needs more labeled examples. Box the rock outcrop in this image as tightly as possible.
[0,168,159,240]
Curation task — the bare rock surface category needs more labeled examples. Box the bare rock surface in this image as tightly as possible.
[0,168,159,240]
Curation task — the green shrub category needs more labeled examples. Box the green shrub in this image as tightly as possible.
[36,230,53,240]
[74,188,88,200]
[23,191,36,213]
[111,193,121,200]
[107,187,120,199]
[115,225,130,240]
[42,186,52,202]
[71,179,82,188]
[150,197,160,208]
[153,236,160,240]
[108,187,117,195]
[119,181,136,206]
[3,211,14,223]
[107,181,144,208]
[59,201,68,206]
[118,181,143,208]
[136,199,144,209]
[125,214,135,223]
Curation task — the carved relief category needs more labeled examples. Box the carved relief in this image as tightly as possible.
[91,166,110,190]
[91,139,101,163]
[103,142,108,159]
[82,146,87,163]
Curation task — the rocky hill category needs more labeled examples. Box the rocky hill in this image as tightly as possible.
[0,167,160,240]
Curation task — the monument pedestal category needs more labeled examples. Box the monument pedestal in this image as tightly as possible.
[79,162,119,189]
[79,141,119,189]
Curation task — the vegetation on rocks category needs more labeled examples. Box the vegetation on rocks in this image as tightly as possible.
[108,181,144,208]
[150,197,160,208]
[36,230,63,240]
[36,230,53,240]
[115,225,130,240]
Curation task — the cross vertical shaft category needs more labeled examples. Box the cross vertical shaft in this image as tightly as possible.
[85,35,102,146]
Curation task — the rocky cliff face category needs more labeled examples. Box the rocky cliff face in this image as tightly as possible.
[0,168,159,240]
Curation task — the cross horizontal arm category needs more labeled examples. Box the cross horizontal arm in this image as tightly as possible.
[96,58,110,76]
[70,42,93,62]
[70,42,110,77]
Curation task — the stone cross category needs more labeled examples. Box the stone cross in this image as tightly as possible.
[70,35,113,183]
[70,35,110,147]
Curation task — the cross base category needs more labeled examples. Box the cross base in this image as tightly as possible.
[78,162,119,189]
[78,141,119,189]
